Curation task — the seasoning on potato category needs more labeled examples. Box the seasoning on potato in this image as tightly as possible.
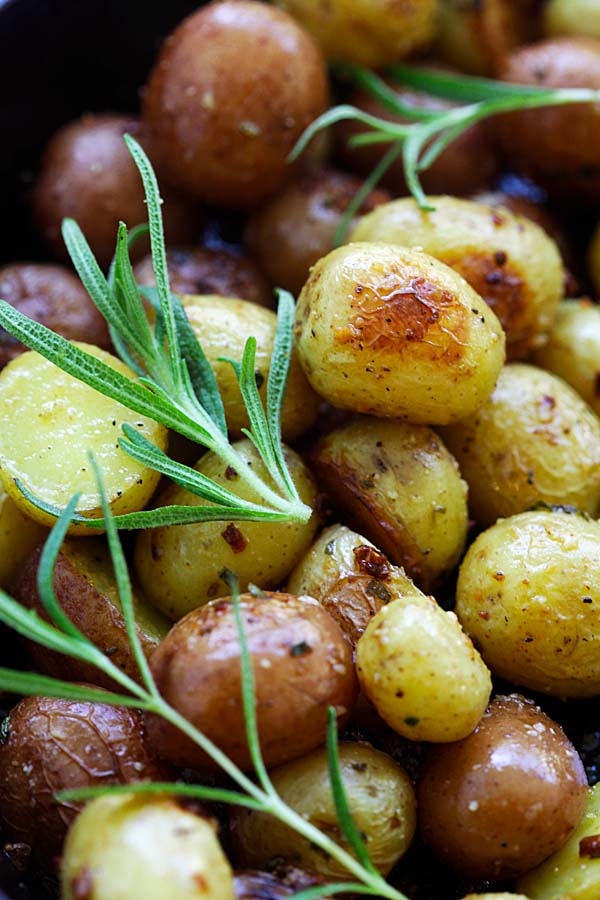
[294,242,505,424]
[418,694,588,881]
[145,592,357,771]
[456,509,600,697]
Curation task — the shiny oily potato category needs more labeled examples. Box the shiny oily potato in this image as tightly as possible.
[350,196,563,360]
[287,524,394,646]
[61,794,234,900]
[14,539,169,689]
[533,299,600,417]
[518,782,600,899]
[0,696,163,870]
[134,439,318,620]
[309,417,468,591]
[441,363,600,527]
[544,0,600,41]
[145,592,357,771]
[179,295,319,441]
[418,695,588,881]
[0,486,46,588]
[231,741,416,878]
[294,243,505,424]
[0,262,110,367]
[0,344,167,532]
[356,572,492,742]
[456,509,600,697]
[143,1,328,208]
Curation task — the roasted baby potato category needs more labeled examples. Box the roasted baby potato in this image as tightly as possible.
[0,344,168,532]
[0,486,46,588]
[134,439,318,620]
[456,509,600,697]
[441,363,600,527]
[309,417,468,591]
[532,299,600,416]
[356,571,492,742]
[14,539,169,689]
[61,794,234,900]
[179,295,319,441]
[145,592,357,771]
[294,243,505,424]
[0,696,163,870]
[350,196,563,360]
[418,694,588,881]
[231,741,416,877]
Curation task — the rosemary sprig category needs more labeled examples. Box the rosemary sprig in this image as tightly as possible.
[0,137,311,529]
[291,61,600,231]
[0,464,410,900]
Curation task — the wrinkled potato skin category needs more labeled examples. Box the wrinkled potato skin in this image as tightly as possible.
[244,168,390,296]
[146,593,357,771]
[498,39,600,203]
[143,2,328,208]
[231,742,416,878]
[0,487,46,588]
[441,364,600,527]
[0,696,163,870]
[533,300,600,416]
[0,263,110,367]
[356,576,492,742]
[518,783,600,899]
[544,0,600,41]
[32,115,197,268]
[418,695,588,881]
[14,540,169,690]
[351,197,563,360]
[456,510,600,697]
[310,417,468,591]
[133,246,272,308]
[0,344,168,532]
[295,243,505,424]
[61,794,234,900]
[134,440,318,620]
[179,295,319,441]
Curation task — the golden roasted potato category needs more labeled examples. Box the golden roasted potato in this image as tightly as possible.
[350,196,563,360]
[419,695,587,881]
[294,243,505,424]
[309,417,468,591]
[0,485,46,588]
[532,299,600,416]
[441,363,600,527]
[544,0,600,43]
[145,592,357,771]
[0,344,167,532]
[356,572,492,742]
[179,295,319,441]
[61,794,234,900]
[456,509,600,697]
[518,783,600,899]
[14,539,169,689]
[134,439,319,620]
[231,742,416,878]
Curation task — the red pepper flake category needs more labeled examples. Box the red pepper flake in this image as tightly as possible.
[353,545,390,580]
[221,524,248,553]
[579,835,600,858]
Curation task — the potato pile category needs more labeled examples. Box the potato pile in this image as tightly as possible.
[2,2,600,900]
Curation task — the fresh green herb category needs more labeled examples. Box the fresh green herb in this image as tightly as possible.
[0,136,311,530]
[290,61,600,240]
[0,465,410,900]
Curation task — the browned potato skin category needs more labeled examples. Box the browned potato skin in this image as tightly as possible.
[234,867,325,900]
[418,695,588,881]
[0,695,164,870]
[32,115,198,267]
[244,168,390,296]
[146,592,357,772]
[0,263,110,366]
[143,2,328,208]
[498,38,600,203]
[14,540,169,690]
[133,245,272,308]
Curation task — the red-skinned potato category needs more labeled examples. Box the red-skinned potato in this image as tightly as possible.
[145,592,357,772]
[418,695,588,881]
[143,1,328,208]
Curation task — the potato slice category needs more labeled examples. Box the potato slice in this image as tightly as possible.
[0,344,168,533]
[0,484,47,588]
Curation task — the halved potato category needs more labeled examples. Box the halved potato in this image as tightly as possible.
[0,485,47,588]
